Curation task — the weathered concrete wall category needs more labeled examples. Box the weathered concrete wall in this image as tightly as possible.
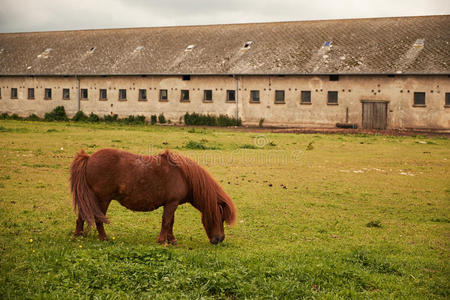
[0,75,449,130]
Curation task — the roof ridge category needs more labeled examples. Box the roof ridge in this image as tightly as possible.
[0,14,448,35]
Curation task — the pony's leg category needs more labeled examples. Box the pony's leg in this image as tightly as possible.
[74,216,84,236]
[157,203,178,245]
[95,199,111,241]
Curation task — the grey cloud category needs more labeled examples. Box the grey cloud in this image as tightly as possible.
[0,0,449,33]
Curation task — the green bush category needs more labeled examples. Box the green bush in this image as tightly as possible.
[158,114,166,124]
[184,112,240,127]
[123,115,146,125]
[103,114,118,122]
[217,114,241,126]
[151,115,157,125]
[44,106,68,121]
[0,113,10,120]
[72,111,88,122]
[10,114,23,120]
[135,115,146,124]
[25,114,41,121]
[87,112,100,122]
[259,118,265,128]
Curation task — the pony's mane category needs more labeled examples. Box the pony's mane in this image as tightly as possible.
[162,150,236,228]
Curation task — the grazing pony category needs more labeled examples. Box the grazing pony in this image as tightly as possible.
[70,148,236,244]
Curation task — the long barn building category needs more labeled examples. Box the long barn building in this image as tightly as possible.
[0,15,449,131]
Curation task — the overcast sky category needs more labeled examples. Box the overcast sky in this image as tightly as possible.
[0,0,448,33]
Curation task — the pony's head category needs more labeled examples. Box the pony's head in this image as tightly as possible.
[166,150,236,244]
[202,186,236,244]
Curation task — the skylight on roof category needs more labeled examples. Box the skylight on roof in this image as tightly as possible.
[37,48,52,58]
[323,41,332,47]
[414,39,425,47]
[88,47,96,53]
[185,45,195,51]
[134,46,144,52]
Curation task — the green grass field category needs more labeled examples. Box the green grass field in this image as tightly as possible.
[0,120,449,299]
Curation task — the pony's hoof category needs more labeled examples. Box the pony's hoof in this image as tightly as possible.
[168,239,177,245]
[74,231,83,237]
[98,236,107,241]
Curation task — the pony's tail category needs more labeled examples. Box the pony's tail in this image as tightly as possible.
[70,150,109,226]
[166,150,236,226]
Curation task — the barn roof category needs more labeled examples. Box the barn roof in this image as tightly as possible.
[0,15,449,76]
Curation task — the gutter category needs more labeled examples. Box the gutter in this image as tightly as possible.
[233,74,239,122]
[1,72,449,77]
[76,75,80,111]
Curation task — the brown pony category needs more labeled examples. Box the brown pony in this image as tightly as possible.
[70,148,236,244]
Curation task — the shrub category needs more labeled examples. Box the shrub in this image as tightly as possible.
[87,112,100,122]
[0,113,10,120]
[135,115,146,125]
[259,118,265,128]
[72,111,88,122]
[104,114,118,122]
[184,112,241,127]
[124,115,135,124]
[158,114,166,124]
[44,106,68,121]
[218,114,241,126]
[25,114,41,121]
[10,114,23,120]
[123,115,146,125]
[151,115,157,125]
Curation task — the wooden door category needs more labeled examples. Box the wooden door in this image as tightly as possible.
[362,102,388,129]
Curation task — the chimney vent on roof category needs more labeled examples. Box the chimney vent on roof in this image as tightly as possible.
[134,46,144,53]
[88,47,96,53]
[185,45,195,51]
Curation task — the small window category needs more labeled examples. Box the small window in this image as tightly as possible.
[11,88,18,99]
[275,90,285,103]
[81,89,88,100]
[182,75,190,81]
[44,88,52,100]
[139,89,147,101]
[327,91,338,104]
[99,89,107,100]
[227,90,236,102]
[413,92,425,106]
[301,91,311,104]
[119,89,127,101]
[250,90,260,102]
[329,75,339,81]
[445,93,450,106]
[204,90,212,102]
[63,88,70,100]
[0,88,2,98]
[180,90,190,102]
[159,89,168,101]
[28,88,35,99]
